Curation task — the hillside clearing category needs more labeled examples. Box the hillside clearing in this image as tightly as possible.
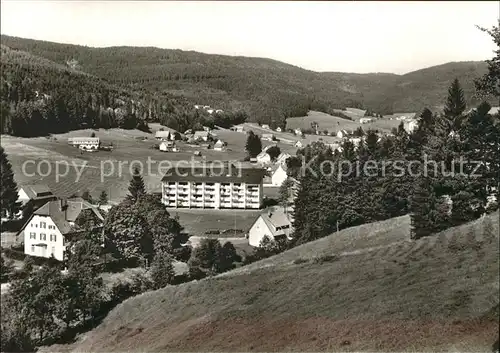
[63,212,498,352]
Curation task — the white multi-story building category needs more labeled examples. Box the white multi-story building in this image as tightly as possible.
[161,163,266,209]
[21,198,104,261]
[67,137,100,150]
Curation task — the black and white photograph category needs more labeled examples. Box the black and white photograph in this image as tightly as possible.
[0,1,499,352]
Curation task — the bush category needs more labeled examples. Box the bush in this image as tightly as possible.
[292,258,309,265]
[312,254,338,264]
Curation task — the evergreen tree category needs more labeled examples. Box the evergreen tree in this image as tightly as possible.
[245,131,262,158]
[410,176,439,240]
[474,21,500,99]
[127,166,146,201]
[443,78,467,132]
[98,190,108,205]
[0,146,20,218]
[149,251,175,290]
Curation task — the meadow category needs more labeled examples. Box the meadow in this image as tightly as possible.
[57,212,498,352]
[286,110,406,134]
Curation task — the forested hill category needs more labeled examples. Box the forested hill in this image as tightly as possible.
[0,34,492,131]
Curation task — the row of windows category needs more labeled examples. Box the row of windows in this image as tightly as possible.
[29,232,57,241]
[30,222,55,230]
[30,245,56,255]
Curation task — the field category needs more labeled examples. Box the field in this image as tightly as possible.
[60,212,499,352]
[171,208,260,237]
[286,110,405,134]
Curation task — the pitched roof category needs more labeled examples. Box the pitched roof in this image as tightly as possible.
[259,206,293,236]
[194,131,209,138]
[33,197,104,234]
[214,139,225,147]
[20,184,54,199]
[155,130,171,138]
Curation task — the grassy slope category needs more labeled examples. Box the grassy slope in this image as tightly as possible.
[66,212,499,352]
[1,35,492,118]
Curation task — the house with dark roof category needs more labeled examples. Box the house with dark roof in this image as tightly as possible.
[161,162,266,209]
[193,131,210,142]
[21,197,104,261]
[248,206,293,247]
[17,184,58,213]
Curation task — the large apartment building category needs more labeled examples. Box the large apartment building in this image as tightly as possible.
[161,162,266,209]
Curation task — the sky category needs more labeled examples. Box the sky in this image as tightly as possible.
[1,1,498,74]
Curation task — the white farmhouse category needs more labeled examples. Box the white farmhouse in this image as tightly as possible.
[21,198,104,261]
[294,128,303,136]
[159,141,175,152]
[67,137,100,150]
[261,124,270,130]
[213,139,226,151]
[404,120,419,133]
[336,130,349,139]
[261,133,275,141]
[193,131,209,142]
[155,130,171,141]
[256,151,272,165]
[359,117,374,124]
[275,152,291,166]
[248,206,293,247]
[270,164,288,187]
[275,127,282,132]
[294,141,303,148]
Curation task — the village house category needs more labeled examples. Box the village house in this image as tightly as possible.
[206,109,214,114]
[155,130,171,141]
[275,152,291,166]
[21,198,104,261]
[261,124,270,130]
[404,120,419,133]
[232,125,245,133]
[256,150,272,165]
[194,105,201,109]
[261,133,275,141]
[359,117,374,124]
[336,130,349,139]
[215,109,224,113]
[248,206,293,247]
[67,137,100,150]
[194,131,210,142]
[275,127,282,132]
[159,141,175,151]
[269,163,288,187]
[18,184,57,208]
[294,140,303,148]
[213,139,226,151]
[294,128,303,136]
[202,126,211,132]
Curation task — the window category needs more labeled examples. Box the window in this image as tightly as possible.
[31,245,35,253]
[48,225,53,229]
[40,233,46,241]
[63,237,66,246]
[30,232,36,239]
[40,222,46,229]
[50,234,57,242]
